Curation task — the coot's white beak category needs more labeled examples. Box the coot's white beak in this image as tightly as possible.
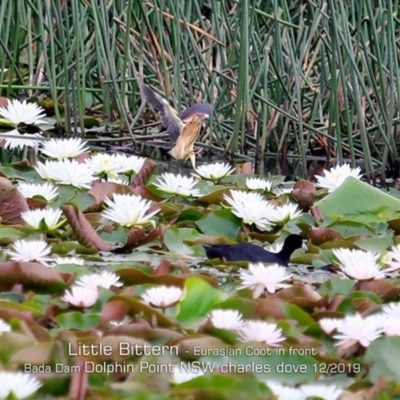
[302,242,308,250]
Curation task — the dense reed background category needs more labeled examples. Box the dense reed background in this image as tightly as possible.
[1,0,400,178]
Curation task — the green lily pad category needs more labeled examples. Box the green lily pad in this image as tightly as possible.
[163,227,202,255]
[315,177,400,223]
[365,337,400,382]
[55,311,102,330]
[177,277,228,321]
[196,209,243,240]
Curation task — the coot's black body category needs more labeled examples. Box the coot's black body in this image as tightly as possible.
[204,234,305,266]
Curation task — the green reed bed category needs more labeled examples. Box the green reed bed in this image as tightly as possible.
[1,0,400,176]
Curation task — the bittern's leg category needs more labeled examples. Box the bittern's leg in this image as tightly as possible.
[177,159,182,172]
[189,153,197,170]
[168,156,174,172]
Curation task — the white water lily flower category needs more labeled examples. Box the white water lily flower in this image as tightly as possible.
[21,208,62,230]
[18,182,58,202]
[333,313,384,348]
[223,190,274,231]
[85,153,123,179]
[268,203,302,224]
[0,319,11,334]
[239,320,286,346]
[384,244,400,272]
[266,382,301,400]
[299,383,342,400]
[154,173,201,197]
[240,263,292,298]
[1,129,43,149]
[102,193,160,227]
[40,138,88,159]
[61,286,99,308]
[387,243,400,262]
[246,177,273,191]
[35,159,95,189]
[381,302,400,319]
[102,177,129,185]
[209,309,244,330]
[193,162,235,181]
[76,271,122,290]
[273,186,294,196]
[375,315,400,336]
[333,248,384,280]
[109,316,132,326]
[117,154,146,174]
[172,364,204,384]
[142,285,183,308]
[315,163,362,192]
[53,257,85,266]
[7,239,52,265]
[0,99,47,126]
[0,371,42,399]
[319,318,342,334]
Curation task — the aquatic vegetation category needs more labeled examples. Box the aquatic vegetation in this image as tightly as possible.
[0,155,399,399]
[36,159,96,188]
[193,162,236,181]
[315,163,363,193]
[40,137,89,159]
[0,99,47,126]
[17,182,59,202]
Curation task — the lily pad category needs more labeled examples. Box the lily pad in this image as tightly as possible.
[177,278,228,321]
[365,337,400,382]
[163,226,202,255]
[315,177,400,223]
[196,209,243,241]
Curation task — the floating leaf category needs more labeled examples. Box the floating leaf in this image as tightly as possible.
[55,311,102,330]
[309,228,343,245]
[61,204,111,251]
[116,268,218,288]
[316,177,400,223]
[131,159,157,188]
[0,178,29,224]
[177,277,227,321]
[365,337,400,383]
[113,225,164,253]
[87,181,133,212]
[196,209,243,241]
[110,296,175,328]
[0,262,70,292]
[196,188,233,205]
[163,226,201,255]
[291,180,316,211]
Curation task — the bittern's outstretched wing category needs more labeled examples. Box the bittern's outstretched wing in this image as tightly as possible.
[179,103,213,122]
[140,84,185,141]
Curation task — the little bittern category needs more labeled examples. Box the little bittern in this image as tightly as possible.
[140,84,212,169]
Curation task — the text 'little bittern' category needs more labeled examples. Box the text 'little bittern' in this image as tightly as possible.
[140,84,212,169]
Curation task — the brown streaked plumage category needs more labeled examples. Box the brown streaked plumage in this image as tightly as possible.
[169,115,208,169]
[140,84,212,168]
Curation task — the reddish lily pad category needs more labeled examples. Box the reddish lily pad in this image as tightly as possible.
[61,204,111,251]
[0,261,71,292]
[0,178,29,224]
[110,295,176,328]
[87,181,133,212]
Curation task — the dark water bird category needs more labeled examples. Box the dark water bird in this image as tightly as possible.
[140,84,213,169]
[203,234,307,266]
